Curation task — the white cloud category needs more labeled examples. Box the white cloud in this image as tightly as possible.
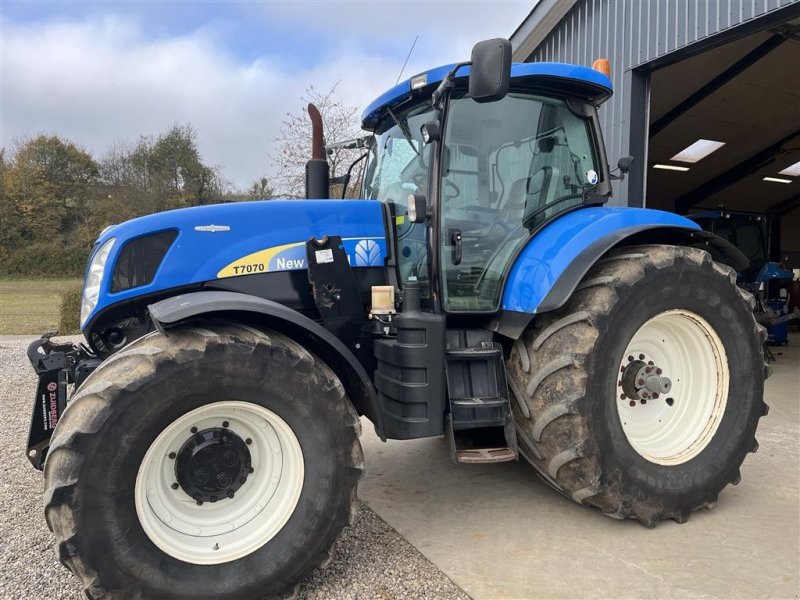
[1,3,532,189]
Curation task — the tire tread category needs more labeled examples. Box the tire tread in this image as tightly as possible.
[44,324,363,600]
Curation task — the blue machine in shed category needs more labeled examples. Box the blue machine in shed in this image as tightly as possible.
[688,209,797,345]
[26,39,769,600]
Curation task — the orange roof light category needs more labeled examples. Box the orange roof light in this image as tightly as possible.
[592,58,611,78]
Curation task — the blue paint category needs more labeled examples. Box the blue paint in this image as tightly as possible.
[362,62,613,129]
[86,200,387,328]
[501,207,701,314]
[755,261,794,284]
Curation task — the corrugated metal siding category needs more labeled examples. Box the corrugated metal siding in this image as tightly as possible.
[520,0,797,205]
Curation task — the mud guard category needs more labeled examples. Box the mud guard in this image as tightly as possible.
[148,290,385,439]
[500,207,748,318]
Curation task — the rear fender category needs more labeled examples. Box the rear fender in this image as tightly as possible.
[498,207,747,333]
[148,291,385,439]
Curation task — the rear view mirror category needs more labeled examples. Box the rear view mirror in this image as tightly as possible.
[618,155,634,173]
[407,194,427,223]
[469,38,512,104]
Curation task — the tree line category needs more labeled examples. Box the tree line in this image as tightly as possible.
[0,86,362,278]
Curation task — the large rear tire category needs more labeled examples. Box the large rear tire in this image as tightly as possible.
[507,245,768,526]
[44,323,363,599]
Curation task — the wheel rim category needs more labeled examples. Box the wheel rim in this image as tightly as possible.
[616,310,729,466]
[135,401,304,564]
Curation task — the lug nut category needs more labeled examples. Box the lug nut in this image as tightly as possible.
[653,393,659,399]
[168,452,176,460]
[638,379,645,385]
[628,355,634,362]
[629,400,636,407]
[656,368,662,375]
[227,490,235,499]
[638,354,645,360]
[666,397,675,406]
[648,360,654,366]
[222,421,229,428]
[645,366,652,373]
[190,427,198,434]
[171,482,179,490]
[620,394,626,400]
[249,467,254,473]
[240,477,247,484]
[641,399,647,405]
[194,495,203,506]
[245,438,252,445]
[210,496,217,503]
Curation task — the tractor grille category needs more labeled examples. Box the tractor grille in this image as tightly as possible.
[111,229,178,293]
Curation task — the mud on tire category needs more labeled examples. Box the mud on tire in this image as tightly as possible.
[44,323,364,599]
[507,245,768,526]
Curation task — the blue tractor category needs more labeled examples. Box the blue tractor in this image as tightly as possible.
[28,40,768,599]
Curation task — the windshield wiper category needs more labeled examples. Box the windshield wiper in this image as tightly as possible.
[386,106,419,156]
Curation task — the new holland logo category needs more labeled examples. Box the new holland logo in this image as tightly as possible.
[194,224,231,233]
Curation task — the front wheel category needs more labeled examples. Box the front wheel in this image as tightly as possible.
[44,324,363,599]
[508,245,768,526]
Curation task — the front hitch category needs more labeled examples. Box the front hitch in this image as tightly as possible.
[26,332,100,470]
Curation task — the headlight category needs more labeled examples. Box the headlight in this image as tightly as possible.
[80,238,115,327]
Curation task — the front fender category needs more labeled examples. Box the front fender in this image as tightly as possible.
[148,291,385,439]
[501,206,745,316]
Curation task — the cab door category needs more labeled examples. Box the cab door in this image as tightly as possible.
[439,91,601,312]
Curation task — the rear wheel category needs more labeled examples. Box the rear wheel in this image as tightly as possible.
[507,245,768,525]
[44,323,363,599]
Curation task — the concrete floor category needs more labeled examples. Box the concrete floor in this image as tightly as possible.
[359,335,800,600]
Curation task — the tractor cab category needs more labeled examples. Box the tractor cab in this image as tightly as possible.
[360,50,614,314]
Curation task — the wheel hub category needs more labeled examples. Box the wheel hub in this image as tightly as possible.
[175,427,252,503]
[619,354,672,405]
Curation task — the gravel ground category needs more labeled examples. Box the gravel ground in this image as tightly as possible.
[0,336,470,600]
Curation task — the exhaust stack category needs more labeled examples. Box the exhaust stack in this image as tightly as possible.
[305,103,330,199]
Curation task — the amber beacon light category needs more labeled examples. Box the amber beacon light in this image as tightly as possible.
[592,58,611,77]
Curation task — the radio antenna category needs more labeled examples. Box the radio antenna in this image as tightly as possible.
[395,35,419,85]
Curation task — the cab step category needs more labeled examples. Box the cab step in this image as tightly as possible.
[444,330,517,464]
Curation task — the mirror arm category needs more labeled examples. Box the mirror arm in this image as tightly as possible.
[432,61,471,110]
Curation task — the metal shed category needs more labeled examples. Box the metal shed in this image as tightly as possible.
[510,1,800,266]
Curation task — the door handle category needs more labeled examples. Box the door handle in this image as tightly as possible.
[450,229,462,265]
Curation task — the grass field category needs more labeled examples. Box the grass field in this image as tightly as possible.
[0,279,82,335]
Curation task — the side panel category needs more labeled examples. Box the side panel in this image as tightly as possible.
[501,206,701,314]
[87,200,388,328]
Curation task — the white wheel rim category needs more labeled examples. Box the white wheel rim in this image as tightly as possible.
[616,310,729,466]
[135,401,304,564]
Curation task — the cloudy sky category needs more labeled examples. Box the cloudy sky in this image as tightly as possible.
[2,1,533,189]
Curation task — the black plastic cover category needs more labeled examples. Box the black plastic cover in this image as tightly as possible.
[373,307,445,440]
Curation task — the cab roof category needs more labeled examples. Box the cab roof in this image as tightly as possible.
[361,62,613,131]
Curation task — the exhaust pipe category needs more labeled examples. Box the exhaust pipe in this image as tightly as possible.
[305,103,329,199]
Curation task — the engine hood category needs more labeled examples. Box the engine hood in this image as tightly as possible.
[87,199,388,324]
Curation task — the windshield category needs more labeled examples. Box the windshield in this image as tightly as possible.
[440,91,599,312]
[363,101,435,289]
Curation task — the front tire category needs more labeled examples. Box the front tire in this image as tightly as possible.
[44,323,363,599]
[507,245,768,526]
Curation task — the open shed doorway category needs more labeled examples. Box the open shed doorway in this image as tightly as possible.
[645,20,800,268]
